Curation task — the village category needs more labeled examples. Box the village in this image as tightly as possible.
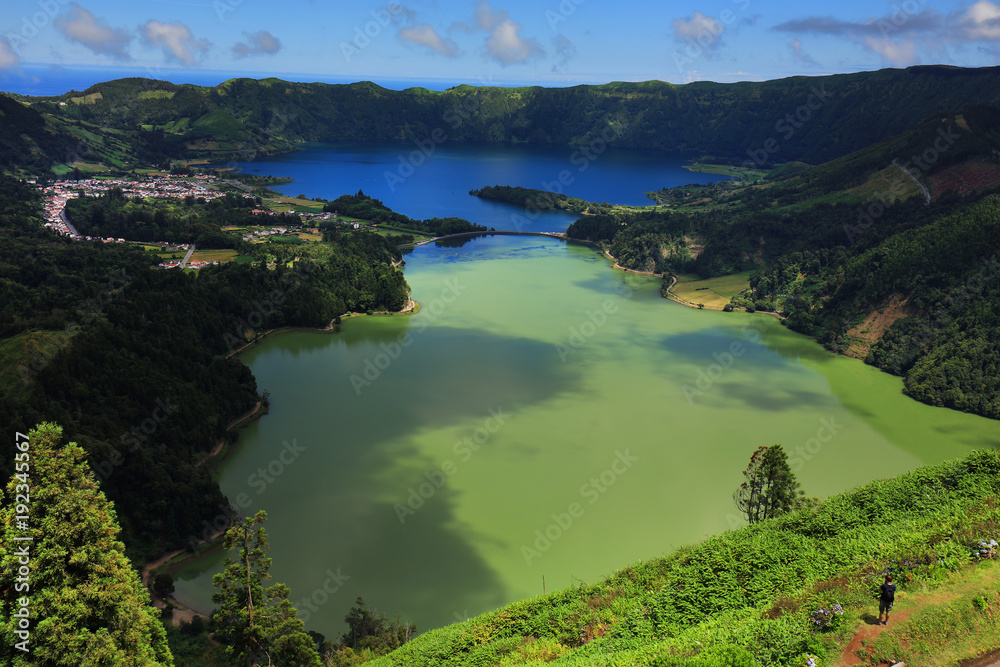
[28,173,358,270]
[34,173,247,240]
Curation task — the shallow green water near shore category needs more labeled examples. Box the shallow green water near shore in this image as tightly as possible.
[172,235,999,635]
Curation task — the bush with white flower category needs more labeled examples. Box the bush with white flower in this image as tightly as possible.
[974,538,999,559]
[810,603,844,631]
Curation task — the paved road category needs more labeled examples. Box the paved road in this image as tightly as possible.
[223,179,252,192]
[59,208,79,237]
[179,244,196,268]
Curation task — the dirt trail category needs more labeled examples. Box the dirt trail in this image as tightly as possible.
[836,609,914,667]
[961,648,1000,667]
[835,566,1000,667]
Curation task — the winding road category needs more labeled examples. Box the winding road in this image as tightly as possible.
[892,158,931,204]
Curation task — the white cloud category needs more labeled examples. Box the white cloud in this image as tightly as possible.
[672,11,726,55]
[862,36,919,65]
[788,39,817,65]
[233,30,281,58]
[55,3,132,60]
[472,1,542,65]
[960,0,1000,39]
[774,0,1000,67]
[551,33,576,72]
[399,23,458,57]
[404,1,543,66]
[475,0,504,30]
[140,19,210,67]
[0,38,20,70]
[486,17,543,64]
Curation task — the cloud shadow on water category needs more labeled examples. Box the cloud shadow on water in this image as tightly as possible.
[227,323,584,635]
[711,381,838,412]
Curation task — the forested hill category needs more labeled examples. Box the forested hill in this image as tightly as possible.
[566,107,1000,420]
[0,94,87,174]
[7,65,1000,173]
[0,175,409,561]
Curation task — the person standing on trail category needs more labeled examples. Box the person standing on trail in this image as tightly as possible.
[878,574,896,625]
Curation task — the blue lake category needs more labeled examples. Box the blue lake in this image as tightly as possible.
[230,142,727,231]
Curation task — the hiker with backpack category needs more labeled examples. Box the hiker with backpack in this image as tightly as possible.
[878,574,896,625]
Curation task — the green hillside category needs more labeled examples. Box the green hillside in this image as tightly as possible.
[366,450,1000,667]
[0,175,409,561]
[6,65,1000,175]
[566,106,1000,421]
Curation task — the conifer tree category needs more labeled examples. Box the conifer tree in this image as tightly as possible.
[212,510,321,667]
[0,423,173,665]
[733,444,803,524]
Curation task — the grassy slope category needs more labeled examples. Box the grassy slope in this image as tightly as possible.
[671,272,754,309]
[369,451,1000,667]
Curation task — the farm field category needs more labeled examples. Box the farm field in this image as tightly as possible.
[671,271,753,308]
[189,249,238,263]
[264,195,325,213]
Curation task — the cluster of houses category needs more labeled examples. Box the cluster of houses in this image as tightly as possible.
[33,174,254,240]
[62,174,244,201]
[36,180,80,238]
[28,175,362,271]
[302,211,340,222]
[242,227,289,241]
[251,209,346,225]
[158,257,219,271]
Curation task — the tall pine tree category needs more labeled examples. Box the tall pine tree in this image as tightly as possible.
[0,423,173,665]
[733,444,803,524]
[212,510,321,667]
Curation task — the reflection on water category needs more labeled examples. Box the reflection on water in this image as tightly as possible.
[173,235,999,637]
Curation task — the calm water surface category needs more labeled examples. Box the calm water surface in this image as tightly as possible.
[173,235,1000,635]
[231,142,725,231]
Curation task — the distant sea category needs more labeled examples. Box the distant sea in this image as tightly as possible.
[0,64,568,97]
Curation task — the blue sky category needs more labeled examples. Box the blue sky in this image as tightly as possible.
[1,0,999,90]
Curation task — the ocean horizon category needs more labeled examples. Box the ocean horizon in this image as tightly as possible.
[0,64,603,97]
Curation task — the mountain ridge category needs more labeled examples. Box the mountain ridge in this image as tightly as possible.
[5,65,1000,175]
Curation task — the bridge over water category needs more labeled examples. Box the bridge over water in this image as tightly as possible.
[412,230,568,245]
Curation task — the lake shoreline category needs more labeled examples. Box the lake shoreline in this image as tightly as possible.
[223,298,420,360]
[143,298,420,619]
[142,399,267,624]
[597,245,789,321]
[168,231,1000,634]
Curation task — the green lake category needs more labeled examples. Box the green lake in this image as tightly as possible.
[172,234,1000,635]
